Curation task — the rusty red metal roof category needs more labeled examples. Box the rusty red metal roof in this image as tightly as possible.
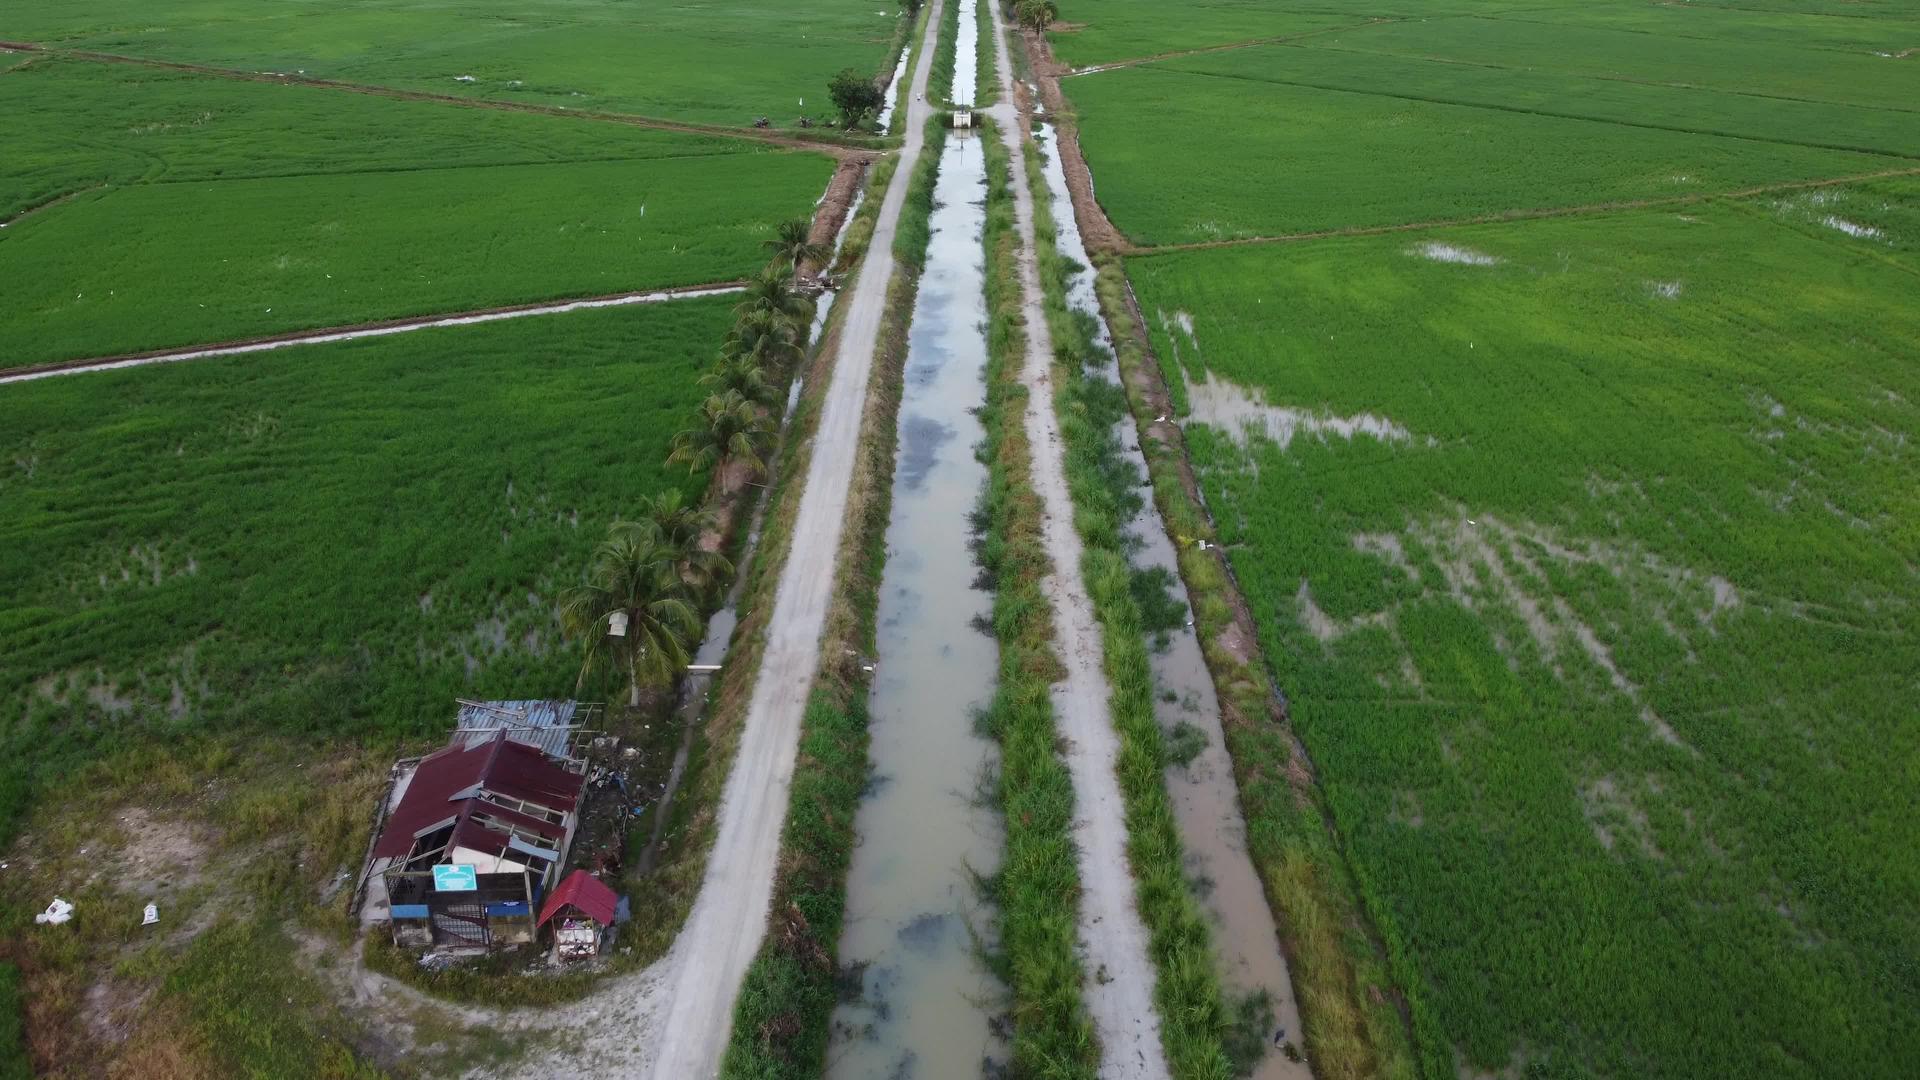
[372,733,583,861]
[537,869,619,928]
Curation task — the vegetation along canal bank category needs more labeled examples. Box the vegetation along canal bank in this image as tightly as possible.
[1040,0,1920,1077]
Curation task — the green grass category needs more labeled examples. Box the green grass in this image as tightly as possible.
[0,58,759,220]
[0,299,732,840]
[1154,43,1920,161]
[1124,194,1920,1078]
[1044,1,1356,69]
[0,963,24,1080]
[4,0,908,127]
[1093,256,1419,1080]
[1308,15,1920,113]
[165,921,386,1078]
[978,119,1100,1078]
[1023,135,1237,1080]
[0,148,830,367]
[720,122,940,1080]
[1068,64,1905,245]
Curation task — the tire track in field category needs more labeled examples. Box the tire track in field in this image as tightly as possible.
[0,41,875,159]
[0,283,746,385]
[1124,165,1920,256]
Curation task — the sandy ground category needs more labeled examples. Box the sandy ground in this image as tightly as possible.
[0,284,746,385]
[986,5,1170,1077]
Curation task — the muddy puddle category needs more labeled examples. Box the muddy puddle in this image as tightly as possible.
[1034,123,1310,1077]
[878,47,913,129]
[828,74,1005,1080]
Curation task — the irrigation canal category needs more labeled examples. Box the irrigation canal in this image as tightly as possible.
[827,0,1010,1074]
[1032,114,1311,1076]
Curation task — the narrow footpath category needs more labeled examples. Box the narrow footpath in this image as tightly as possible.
[0,284,745,385]
[985,4,1170,1077]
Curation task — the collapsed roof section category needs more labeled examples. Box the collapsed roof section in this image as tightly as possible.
[371,732,585,863]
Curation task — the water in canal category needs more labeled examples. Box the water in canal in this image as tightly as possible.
[1031,123,1310,1077]
[828,21,1004,1077]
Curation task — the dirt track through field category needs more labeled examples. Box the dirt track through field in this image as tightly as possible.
[989,5,1170,1077]
[0,284,746,386]
[0,41,874,159]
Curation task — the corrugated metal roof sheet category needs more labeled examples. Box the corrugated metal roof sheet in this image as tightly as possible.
[453,700,578,758]
[372,734,584,860]
[537,870,619,928]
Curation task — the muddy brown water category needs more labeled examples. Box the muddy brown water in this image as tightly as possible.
[1034,123,1312,1078]
[828,52,1005,1080]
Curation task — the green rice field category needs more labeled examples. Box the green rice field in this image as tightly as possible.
[1122,127,1920,1080]
[0,58,832,367]
[1,0,902,126]
[1042,2,1355,70]
[0,58,758,219]
[1121,187,1920,1076]
[1069,66,1907,245]
[1060,0,1920,1074]
[0,298,728,832]
[0,150,827,366]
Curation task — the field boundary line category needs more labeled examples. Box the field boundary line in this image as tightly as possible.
[1059,16,1407,77]
[133,148,767,187]
[1139,62,1920,162]
[1724,197,1920,282]
[0,41,879,159]
[0,283,747,385]
[1291,39,1920,117]
[0,185,107,228]
[1125,166,1920,255]
[1473,9,1920,58]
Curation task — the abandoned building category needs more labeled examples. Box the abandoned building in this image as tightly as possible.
[359,700,598,949]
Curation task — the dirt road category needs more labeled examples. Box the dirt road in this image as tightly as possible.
[986,5,1171,1077]
[0,284,744,386]
[567,3,947,1076]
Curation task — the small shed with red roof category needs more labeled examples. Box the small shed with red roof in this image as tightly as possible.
[538,870,619,959]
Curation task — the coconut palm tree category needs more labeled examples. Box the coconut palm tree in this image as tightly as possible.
[1017,0,1058,33]
[560,528,698,707]
[734,265,812,326]
[764,219,830,274]
[700,350,780,407]
[668,390,774,479]
[725,308,805,374]
[618,488,733,591]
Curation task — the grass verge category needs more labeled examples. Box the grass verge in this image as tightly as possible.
[718,116,949,1077]
[1019,133,1238,1078]
[1089,256,1422,1080]
[977,117,1100,1078]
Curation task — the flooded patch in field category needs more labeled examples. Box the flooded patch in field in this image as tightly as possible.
[1322,511,1754,752]
[1821,215,1884,240]
[1410,241,1502,266]
[829,110,1005,1076]
[1035,120,1308,1078]
[1186,368,1415,451]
